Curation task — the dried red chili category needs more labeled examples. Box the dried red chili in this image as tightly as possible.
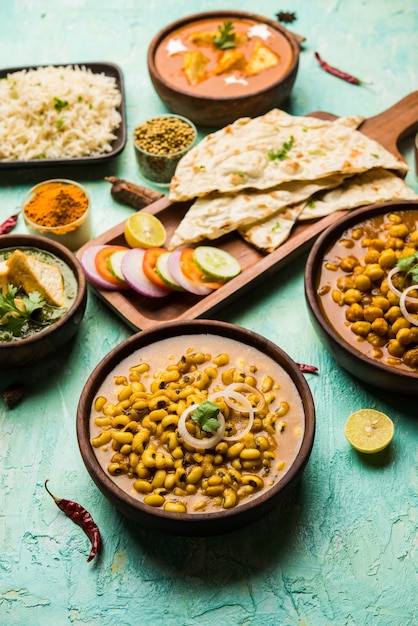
[0,213,19,235]
[297,362,318,374]
[44,479,101,562]
[314,51,362,85]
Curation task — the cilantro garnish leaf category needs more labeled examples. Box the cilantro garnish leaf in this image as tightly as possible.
[0,285,46,336]
[268,135,295,161]
[53,97,68,112]
[396,251,418,286]
[191,401,222,433]
[213,21,236,50]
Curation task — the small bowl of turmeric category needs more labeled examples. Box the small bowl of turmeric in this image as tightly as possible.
[22,178,92,251]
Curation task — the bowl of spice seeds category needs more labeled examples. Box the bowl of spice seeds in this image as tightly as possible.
[22,178,92,251]
[133,114,197,186]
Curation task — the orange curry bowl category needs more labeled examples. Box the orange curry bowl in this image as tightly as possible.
[147,11,300,128]
[76,320,315,536]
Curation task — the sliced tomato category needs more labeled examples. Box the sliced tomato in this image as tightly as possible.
[180,248,225,290]
[142,248,172,290]
[95,245,130,286]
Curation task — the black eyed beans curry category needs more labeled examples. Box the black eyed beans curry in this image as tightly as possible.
[89,334,304,514]
[317,210,418,372]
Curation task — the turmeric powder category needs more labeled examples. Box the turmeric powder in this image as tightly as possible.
[23,181,89,229]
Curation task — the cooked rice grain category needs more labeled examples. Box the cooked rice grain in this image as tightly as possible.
[0,65,122,160]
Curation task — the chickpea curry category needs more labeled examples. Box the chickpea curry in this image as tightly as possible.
[317,210,418,372]
[90,335,305,514]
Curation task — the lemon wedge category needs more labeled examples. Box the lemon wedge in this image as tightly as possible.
[344,409,394,454]
[124,212,166,249]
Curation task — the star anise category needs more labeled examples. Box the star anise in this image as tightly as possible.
[276,11,297,23]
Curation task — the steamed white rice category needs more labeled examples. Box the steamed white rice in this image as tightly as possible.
[0,65,123,160]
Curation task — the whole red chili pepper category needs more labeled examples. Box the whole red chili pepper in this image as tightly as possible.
[44,479,101,562]
[314,51,362,85]
[297,362,318,374]
[0,213,19,235]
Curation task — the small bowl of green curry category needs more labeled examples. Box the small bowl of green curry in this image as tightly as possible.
[0,234,87,368]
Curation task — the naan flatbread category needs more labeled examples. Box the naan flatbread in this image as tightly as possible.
[169,109,407,201]
[298,168,418,220]
[239,169,418,252]
[167,174,346,250]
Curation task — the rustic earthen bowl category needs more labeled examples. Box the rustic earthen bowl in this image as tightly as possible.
[305,200,418,396]
[147,11,300,128]
[76,320,315,536]
[0,234,87,368]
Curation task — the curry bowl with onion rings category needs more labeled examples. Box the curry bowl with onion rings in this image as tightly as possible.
[76,319,315,535]
[305,200,418,396]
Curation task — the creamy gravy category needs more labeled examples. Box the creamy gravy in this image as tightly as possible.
[90,334,305,513]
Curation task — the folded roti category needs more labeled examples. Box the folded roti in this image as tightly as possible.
[169,109,407,201]
[167,174,346,250]
[239,169,418,252]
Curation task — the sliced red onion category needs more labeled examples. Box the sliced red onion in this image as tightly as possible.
[80,245,127,290]
[399,284,418,326]
[167,248,213,296]
[177,404,226,450]
[121,248,172,298]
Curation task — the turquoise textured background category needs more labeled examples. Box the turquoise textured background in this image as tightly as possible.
[0,1,417,625]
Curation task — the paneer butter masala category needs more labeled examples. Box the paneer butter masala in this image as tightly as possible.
[90,335,305,514]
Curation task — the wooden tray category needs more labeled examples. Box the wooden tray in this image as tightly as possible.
[77,91,418,331]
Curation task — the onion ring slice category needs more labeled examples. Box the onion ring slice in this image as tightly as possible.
[399,284,418,326]
[224,382,266,413]
[387,267,404,300]
[178,404,225,450]
[209,388,255,441]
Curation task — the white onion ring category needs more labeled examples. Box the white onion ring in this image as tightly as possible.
[399,284,418,326]
[224,382,266,413]
[177,403,225,450]
[387,267,404,300]
[209,388,255,441]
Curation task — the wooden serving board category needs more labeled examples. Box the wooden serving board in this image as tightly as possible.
[77,91,418,332]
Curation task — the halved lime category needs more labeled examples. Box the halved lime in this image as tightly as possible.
[193,246,241,280]
[344,408,394,453]
[124,212,166,249]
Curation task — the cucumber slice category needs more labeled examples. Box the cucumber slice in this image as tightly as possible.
[193,246,241,280]
[155,252,184,291]
[108,250,127,283]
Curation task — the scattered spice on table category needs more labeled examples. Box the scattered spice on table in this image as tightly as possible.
[276,11,297,23]
[314,51,363,85]
[24,181,89,228]
[105,176,164,209]
[3,382,25,408]
[0,213,19,235]
[297,362,318,374]
[44,479,101,562]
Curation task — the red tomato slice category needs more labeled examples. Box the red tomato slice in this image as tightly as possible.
[180,248,224,290]
[142,248,171,290]
[95,245,130,286]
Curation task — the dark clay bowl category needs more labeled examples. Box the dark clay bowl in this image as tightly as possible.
[305,200,418,396]
[76,320,315,536]
[147,11,300,128]
[0,234,87,368]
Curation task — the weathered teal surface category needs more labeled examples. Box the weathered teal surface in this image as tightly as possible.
[1,1,417,625]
